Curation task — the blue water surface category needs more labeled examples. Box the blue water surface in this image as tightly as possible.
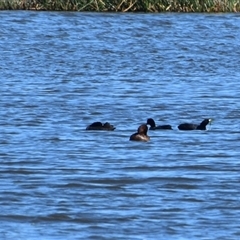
[1,11,240,240]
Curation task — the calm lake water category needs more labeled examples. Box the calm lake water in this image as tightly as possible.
[1,10,240,239]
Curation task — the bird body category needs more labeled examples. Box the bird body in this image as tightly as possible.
[178,119,212,131]
[130,124,150,142]
[146,118,172,130]
[86,122,115,131]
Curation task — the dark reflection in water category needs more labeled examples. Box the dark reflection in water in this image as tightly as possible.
[1,11,240,239]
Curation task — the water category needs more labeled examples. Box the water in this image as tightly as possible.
[1,10,240,239]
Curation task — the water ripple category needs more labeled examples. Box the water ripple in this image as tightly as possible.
[0,11,240,240]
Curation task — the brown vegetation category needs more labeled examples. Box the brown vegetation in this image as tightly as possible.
[0,0,239,12]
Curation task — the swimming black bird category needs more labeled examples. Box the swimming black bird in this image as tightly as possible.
[146,118,172,130]
[130,124,150,142]
[178,118,212,131]
[86,122,115,131]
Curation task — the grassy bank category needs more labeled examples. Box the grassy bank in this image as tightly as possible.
[0,0,239,12]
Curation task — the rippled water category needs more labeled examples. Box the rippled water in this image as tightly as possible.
[1,11,240,239]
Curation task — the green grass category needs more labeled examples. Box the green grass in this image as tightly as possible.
[0,0,239,12]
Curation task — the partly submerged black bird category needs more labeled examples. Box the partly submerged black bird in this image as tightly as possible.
[146,118,172,130]
[130,124,150,142]
[178,118,212,131]
[86,122,115,131]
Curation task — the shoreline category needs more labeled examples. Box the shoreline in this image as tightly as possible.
[0,0,239,12]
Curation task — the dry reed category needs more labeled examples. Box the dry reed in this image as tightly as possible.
[0,0,239,12]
